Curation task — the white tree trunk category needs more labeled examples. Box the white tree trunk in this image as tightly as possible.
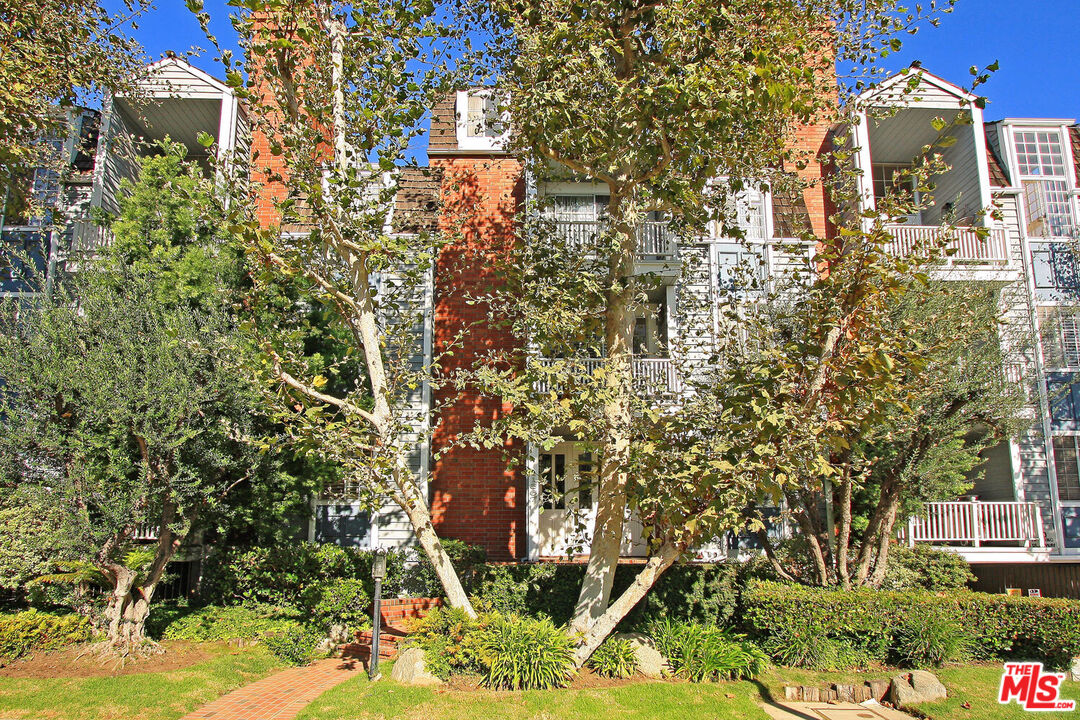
[573,542,681,666]
[320,11,475,616]
[571,218,636,633]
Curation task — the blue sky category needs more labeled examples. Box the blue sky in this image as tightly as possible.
[112,0,1078,122]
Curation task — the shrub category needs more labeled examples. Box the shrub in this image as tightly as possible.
[650,619,768,682]
[476,614,576,690]
[308,578,371,633]
[401,540,487,598]
[262,622,328,665]
[893,614,973,668]
[470,561,741,627]
[883,546,976,591]
[587,637,639,679]
[761,626,865,671]
[403,605,484,680]
[0,610,93,661]
[742,580,1080,669]
[159,604,299,642]
[198,543,408,610]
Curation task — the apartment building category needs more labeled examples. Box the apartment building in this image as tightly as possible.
[1,57,248,301]
[7,57,1079,595]
[851,70,1080,594]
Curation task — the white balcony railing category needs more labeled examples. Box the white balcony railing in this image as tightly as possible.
[901,500,1046,548]
[886,225,1009,265]
[553,220,677,258]
[533,356,682,394]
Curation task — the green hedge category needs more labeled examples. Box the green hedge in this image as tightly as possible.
[741,580,1080,668]
[158,605,300,642]
[199,540,484,620]
[0,610,93,661]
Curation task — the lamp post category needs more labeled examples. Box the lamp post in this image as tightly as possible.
[369,548,387,680]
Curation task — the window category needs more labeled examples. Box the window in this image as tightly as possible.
[1048,372,1080,431]
[1030,243,1080,291]
[540,447,594,511]
[0,229,49,294]
[466,94,501,138]
[1062,507,1080,549]
[1053,437,1080,503]
[456,91,507,150]
[715,242,766,293]
[1024,180,1074,238]
[1040,308,1080,367]
[1014,130,1067,177]
[577,451,595,509]
[540,452,567,510]
[1013,129,1076,238]
[871,163,921,223]
[313,503,371,547]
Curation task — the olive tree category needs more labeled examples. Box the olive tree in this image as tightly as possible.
[0,146,279,653]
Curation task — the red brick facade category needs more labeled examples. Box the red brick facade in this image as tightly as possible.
[428,156,527,561]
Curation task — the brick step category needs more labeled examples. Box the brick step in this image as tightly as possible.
[344,626,408,660]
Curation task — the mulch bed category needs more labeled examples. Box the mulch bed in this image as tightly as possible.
[0,640,218,679]
[439,668,661,692]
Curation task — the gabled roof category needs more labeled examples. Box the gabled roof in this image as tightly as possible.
[857,67,979,107]
[985,128,1011,187]
[133,56,235,100]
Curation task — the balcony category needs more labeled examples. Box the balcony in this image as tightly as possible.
[552,220,677,259]
[532,356,682,395]
[900,501,1047,561]
[886,225,1009,265]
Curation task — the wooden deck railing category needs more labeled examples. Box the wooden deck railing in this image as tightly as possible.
[886,225,1009,264]
[552,220,677,258]
[532,356,682,394]
[901,500,1046,548]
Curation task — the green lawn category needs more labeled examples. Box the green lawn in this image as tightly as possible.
[915,666,1080,720]
[1,647,1076,720]
[297,671,772,720]
[298,662,1080,720]
[0,644,283,720]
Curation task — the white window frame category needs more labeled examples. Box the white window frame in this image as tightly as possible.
[455,90,509,152]
[1006,124,1078,239]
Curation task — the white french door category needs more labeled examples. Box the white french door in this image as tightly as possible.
[536,443,646,557]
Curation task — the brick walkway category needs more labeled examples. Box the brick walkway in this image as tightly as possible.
[180,657,365,720]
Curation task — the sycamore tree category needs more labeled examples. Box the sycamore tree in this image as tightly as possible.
[189,0,479,612]
[0,145,282,653]
[689,99,1027,589]
[463,0,963,661]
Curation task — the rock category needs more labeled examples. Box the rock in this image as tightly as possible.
[1071,656,1080,682]
[315,638,337,657]
[612,632,668,679]
[890,670,947,707]
[390,647,444,686]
